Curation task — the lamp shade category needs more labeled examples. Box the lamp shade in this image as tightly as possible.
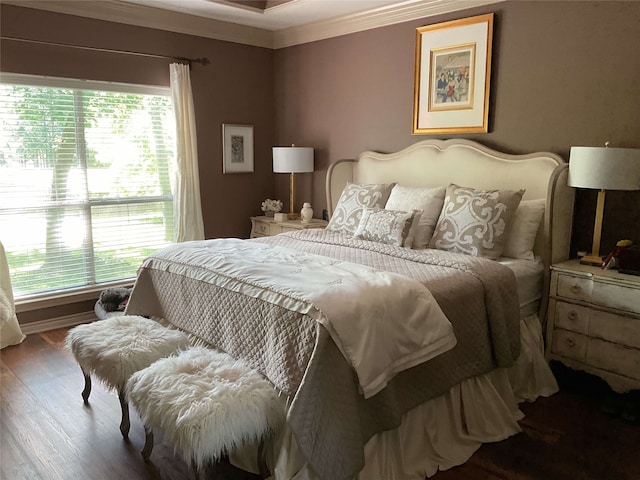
[568,146,640,191]
[273,146,314,173]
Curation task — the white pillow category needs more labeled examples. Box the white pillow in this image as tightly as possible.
[384,185,446,248]
[327,183,395,236]
[502,198,546,261]
[353,208,421,247]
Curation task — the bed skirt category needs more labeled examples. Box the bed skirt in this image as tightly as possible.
[232,313,558,480]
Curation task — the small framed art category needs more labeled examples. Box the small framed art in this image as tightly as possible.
[413,13,494,135]
[222,124,254,173]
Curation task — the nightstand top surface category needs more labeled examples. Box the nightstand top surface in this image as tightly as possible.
[552,258,640,285]
[251,215,328,227]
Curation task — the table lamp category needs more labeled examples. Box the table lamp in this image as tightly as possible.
[273,145,314,219]
[568,143,640,266]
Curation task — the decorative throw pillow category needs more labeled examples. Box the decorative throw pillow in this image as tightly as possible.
[429,184,525,260]
[385,185,446,249]
[353,208,422,247]
[502,198,546,261]
[326,182,395,236]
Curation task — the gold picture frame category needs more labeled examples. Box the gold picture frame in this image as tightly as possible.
[413,13,494,135]
[222,124,254,173]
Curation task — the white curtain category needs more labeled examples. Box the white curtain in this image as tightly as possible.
[169,63,205,242]
[1,241,25,349]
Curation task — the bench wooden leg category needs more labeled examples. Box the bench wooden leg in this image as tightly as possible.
[257,439,270,479]
[191,458,203,480]
[141,425,154,461]
[81,369,91,404]
[118,388,130,439]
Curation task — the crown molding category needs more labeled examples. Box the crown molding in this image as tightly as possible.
[3,0,504,50]
[273,0,504,49]
[2,0,275,48]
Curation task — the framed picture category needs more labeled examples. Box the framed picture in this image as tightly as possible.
[222,124,254,173]
[413,13,494,135]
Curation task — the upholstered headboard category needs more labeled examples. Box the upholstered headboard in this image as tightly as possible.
[326,139,575,321]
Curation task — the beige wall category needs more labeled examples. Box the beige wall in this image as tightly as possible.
[274,1,640,256]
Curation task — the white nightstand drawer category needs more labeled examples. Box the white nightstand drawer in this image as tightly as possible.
[268,224,284,236]
[253,221,271,236]
[587,338,640,380]
[554,302,589,334]
[556,272,640,314]
[591,282,640,315]
[552,329,587,362]
[589,311,640,349]
[556,274,592,302]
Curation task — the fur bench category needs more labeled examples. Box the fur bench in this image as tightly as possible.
[127,346,284,479]
[65,315,189,438]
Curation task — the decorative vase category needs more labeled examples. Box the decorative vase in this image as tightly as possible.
[301,203,313,223]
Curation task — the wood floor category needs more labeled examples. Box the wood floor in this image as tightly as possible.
[1,327,639,480]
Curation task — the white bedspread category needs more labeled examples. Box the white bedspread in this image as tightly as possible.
[141,238,456,398]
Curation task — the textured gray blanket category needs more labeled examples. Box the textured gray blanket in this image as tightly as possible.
[126,229,521,480]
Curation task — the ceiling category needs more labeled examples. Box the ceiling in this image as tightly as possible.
[4,0,502,48]
[118,0,418,31]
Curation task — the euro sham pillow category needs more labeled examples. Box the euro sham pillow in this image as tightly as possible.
[429,184,525,260]
[326,182,395,236]
[384,185,446,249]
[502,198,546,261]
[353,208,422,247]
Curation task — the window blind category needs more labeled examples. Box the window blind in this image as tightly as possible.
[0,74,175,298]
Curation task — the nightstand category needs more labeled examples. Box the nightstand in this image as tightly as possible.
[545,259,640,393]
[250,216,328,239]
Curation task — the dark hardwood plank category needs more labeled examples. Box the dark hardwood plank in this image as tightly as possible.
[438,365,640,480]
[2,328,640,480]
[1,361,76,480]
[1,360,48,480]
[1,330,191,480]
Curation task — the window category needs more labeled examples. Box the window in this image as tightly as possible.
[0,74,175,299]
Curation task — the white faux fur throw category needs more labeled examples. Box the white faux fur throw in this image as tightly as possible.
[127,346,284,468]
[65,315,189,389]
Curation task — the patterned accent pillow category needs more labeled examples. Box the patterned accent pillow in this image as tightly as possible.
[429,184,525,260]
[353,208,422,247]
[385,185,446,249]
[327,182,395,236]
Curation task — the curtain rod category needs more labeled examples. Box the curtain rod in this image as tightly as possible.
[0,36,209,66]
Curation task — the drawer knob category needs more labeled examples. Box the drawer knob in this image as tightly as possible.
[570,284,581,294]
[567,310,578,321]
[566,338,575,348]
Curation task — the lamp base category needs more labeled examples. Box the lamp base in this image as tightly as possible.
[580,254,604,267]
[287,213,300,220]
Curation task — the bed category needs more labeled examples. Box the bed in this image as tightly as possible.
[125,139,575,480]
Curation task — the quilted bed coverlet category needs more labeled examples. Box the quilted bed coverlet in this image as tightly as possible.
[126,229,521,480]
[127,238,456,399]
